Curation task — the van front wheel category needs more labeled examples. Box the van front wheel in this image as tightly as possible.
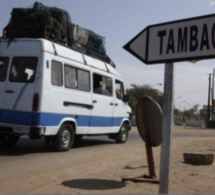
[115,123,129,143]
[56,124,74,151]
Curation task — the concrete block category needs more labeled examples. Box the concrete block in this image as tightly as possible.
[183,153,214,165]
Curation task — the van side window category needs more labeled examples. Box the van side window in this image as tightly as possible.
[65,65,90,91]
[9,57,38,83]
[77,69,90,91]
[65,65,77,89]
[0,57,9,82]
[51,60,63,86]
[93,73,112,96]
[115,80,124,100]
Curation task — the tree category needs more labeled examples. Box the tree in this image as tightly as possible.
[183,104,199,119]
[174,108,182,116]
[126,84,163,115]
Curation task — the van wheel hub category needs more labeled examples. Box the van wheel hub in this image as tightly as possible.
[61,129,70,146]
[56,124,75,152]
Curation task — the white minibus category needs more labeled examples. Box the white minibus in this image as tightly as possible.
[0,38,131,151]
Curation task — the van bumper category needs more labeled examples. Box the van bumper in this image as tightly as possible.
[30,127,46,137]
[0,123,46,136]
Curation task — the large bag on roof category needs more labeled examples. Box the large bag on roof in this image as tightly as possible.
[72,25,106,59]
[3,2,114,66]
[3,2,71,42]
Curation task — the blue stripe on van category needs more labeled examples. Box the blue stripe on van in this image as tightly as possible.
[0,110,33,126]
[35,112,91,126]
[0,110,125,127]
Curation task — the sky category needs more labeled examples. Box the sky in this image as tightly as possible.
[1,0,215,110]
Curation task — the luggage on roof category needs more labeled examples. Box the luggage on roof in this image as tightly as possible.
[72,25,106,59]
[2,1,115,67]
[4,2,70,43]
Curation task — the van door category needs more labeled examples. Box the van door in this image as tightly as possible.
[0,57,9,110]
[89,73,114,134]
[112,80,127,133]
[2,57,38,124]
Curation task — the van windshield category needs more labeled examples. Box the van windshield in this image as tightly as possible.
[9,57,38,83]
[0,57,9,82]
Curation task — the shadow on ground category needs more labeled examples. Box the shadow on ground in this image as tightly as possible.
[62,178,125,190]
[0,137,114,156]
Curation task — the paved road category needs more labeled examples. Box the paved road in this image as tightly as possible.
[1,126,215,155]
[0,125,215,194]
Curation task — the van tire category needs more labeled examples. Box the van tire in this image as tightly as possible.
[56,124,74,151]
[115,123,129,143]
[0,134,20,146]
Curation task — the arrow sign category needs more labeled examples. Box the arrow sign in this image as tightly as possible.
[124,14,215,64]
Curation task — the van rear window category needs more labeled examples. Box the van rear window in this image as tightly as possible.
[0,57,9,82]
[51,61,63,86]
[9,57,38,83]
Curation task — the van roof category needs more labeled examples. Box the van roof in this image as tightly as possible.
[0,38,122,78]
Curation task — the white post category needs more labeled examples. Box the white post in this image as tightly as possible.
[159,62,175,194]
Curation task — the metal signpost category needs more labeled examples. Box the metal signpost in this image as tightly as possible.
[122,96,162,184]
[123,14,215,194]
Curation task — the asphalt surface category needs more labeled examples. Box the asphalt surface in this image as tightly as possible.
[1,126,215,155]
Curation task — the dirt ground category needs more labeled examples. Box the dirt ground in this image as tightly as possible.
[0,126,215,194]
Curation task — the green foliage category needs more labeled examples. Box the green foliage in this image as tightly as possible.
[183,104,199,119]
[126,84,163,115]
[174,108,181,116]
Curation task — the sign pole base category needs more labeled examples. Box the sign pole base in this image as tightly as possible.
[122,139,159,184]
[122,174,159,184]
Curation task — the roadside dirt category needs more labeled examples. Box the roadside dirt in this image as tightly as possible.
[0,126,215,194]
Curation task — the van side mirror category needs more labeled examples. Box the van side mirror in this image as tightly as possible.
[123,95,129,103]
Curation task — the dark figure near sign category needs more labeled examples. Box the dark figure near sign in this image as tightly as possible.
[183,116,186,127]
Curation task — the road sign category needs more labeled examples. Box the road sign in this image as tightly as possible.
[124,14,215,64]
[136,96,162,147]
